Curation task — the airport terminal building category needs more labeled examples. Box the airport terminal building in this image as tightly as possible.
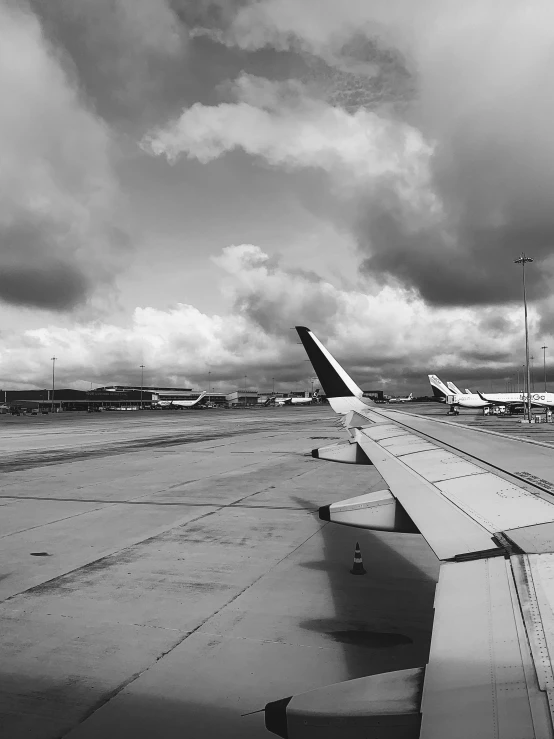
[1,386,330,411]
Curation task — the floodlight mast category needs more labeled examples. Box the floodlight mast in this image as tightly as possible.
[51,357,57,413]
[514,253,533,422]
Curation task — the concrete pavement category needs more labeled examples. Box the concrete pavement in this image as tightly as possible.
[0,408,438,738]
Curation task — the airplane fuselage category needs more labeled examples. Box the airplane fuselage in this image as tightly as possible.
[452,392,554,409]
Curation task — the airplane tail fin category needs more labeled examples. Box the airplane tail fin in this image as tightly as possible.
[191,391,207,406]
[408,392,413,400]
[295,327,370,415]
[465,389,472,394]
[428,374,450,400]
[446,382,463,395]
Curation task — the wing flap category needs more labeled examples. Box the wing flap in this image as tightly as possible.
[421,559,541,739]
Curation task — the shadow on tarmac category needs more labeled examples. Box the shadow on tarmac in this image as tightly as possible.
[0,675,269,739]
[292,494,439,679]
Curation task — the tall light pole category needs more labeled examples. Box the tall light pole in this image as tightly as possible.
[244,375,247,408]
[531,354,535,392]
[208,371,211,404]
[515,253,533,422]
[140,365,145,410]
[542,345,548,394]
[51,357,57,413]
[272,377,275,394]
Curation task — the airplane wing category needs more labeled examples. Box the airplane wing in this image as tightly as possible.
[476,390,503,405]
[264,326,554,738]
[477,390,524,408]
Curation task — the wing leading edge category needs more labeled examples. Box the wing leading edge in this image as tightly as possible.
[263,326,554,738]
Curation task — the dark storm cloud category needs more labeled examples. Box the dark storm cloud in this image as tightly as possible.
[0,3,127,314]
[353,5,554,308]
[462,349,513,363]
[0,264,88,311]
[194,1,554,310]
[31,0,308,129]
[0,220,98,310]
[29,0,187,125]
[357,206,554,306]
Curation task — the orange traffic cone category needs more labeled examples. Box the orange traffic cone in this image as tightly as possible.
[350,542,366,575]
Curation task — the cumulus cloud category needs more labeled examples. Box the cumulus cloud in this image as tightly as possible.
[141,72,436,264]
[181,0,554,309]
[0,244,536,393]
[143,73,429,178]
[0,2,127,311]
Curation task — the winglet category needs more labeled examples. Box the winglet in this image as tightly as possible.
[295,327,370,415]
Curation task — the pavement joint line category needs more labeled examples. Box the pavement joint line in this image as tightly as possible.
[0,503,112,540]
[1,489,319,604]
[57,521,327,736]
[0,495,317,511]
[0,506,223,605]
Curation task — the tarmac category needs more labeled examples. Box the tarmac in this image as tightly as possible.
[0,407,438,739]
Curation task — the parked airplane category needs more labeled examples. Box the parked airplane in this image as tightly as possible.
[432,375,554,412]
[430,375,526,410]
[156,391,207,409]
[477,389,554,412]
[446,381,465,394]
[388,392,413,403]
[264,325,554,738]
[273,389,320,406]
[428,374,489,408]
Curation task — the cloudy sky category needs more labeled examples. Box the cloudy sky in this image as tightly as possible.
[1,0,553,394]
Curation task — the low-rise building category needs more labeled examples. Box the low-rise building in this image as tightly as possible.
[225,391,259,407]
